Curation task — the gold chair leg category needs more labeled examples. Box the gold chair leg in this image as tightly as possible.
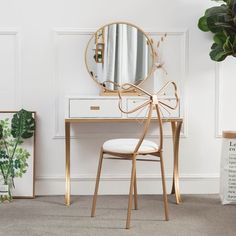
[126,156,136,229]
[171,121,182,204]
[91,149,104,217]
[134,170,138,210]
[160,153,169,221]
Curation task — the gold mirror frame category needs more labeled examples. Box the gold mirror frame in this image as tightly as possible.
[84,22,155,95]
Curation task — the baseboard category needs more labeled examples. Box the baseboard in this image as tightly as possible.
[35,174,220,195]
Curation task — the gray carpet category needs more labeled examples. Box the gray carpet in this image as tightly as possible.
[0,195,235,236]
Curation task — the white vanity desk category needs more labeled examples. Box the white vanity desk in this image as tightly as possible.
[64,95,183,206]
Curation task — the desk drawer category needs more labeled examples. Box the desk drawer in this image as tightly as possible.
[69,98,122,118]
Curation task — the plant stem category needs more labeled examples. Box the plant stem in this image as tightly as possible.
[5,137,20,182]
[0,135,10,181]
[3,138,10,156]
[0,164,6,181]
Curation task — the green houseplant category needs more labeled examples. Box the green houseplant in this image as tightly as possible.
[0,109,35,202]
[198,0,236,61]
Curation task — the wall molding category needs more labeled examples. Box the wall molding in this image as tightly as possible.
[0,29,21,109]
[52,28,189,139]
[35,173,219,195]
[215,63,221,137]
[36,173,219,182]
[53,29,94,140]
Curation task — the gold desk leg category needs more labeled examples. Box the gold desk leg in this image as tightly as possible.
[134,170,138,210]
[65,121,71,206]
[171,121,182,204]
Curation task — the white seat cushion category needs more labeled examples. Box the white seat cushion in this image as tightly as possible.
[103,138,159,154]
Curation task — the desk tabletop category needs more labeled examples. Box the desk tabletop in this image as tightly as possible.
[65,117,183,123]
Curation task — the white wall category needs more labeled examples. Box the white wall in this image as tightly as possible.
[1,0,235,195]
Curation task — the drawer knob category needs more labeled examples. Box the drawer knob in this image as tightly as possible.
[90,106,100,111]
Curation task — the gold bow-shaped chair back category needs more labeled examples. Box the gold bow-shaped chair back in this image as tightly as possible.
[118,81,179,153]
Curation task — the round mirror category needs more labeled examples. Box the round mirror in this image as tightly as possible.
[85,22,154,92]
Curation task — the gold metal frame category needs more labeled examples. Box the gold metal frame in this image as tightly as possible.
[89,82,179,229]
[84,21,155,94]
[65,118,183,206]
[0,111,36,199]
[64,84,183,212]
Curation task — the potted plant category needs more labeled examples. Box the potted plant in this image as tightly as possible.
[198,0,236,61]
[0,109,35,202]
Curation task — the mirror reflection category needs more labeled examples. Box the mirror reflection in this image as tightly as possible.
[85,23,154,91]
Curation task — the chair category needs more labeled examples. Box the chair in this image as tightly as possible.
[91,82,179,229]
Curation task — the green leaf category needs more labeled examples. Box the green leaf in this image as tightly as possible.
[206,14,234,33]
[233,15,236,25]
[211,43,219,49]
[0,124,3,139]
[223,36,233,52]
[211,50,228,61]
[232,0,236,16]
[205,5,229,17]
[198,16,209,31]
[232,35,236,50]
[226,0,233,7]
[213,32,227,44]
[210,43,229,61]
[213,0,231,2]
[11,109,35,139]
[201,5,235,33]
[0,150,8,160]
